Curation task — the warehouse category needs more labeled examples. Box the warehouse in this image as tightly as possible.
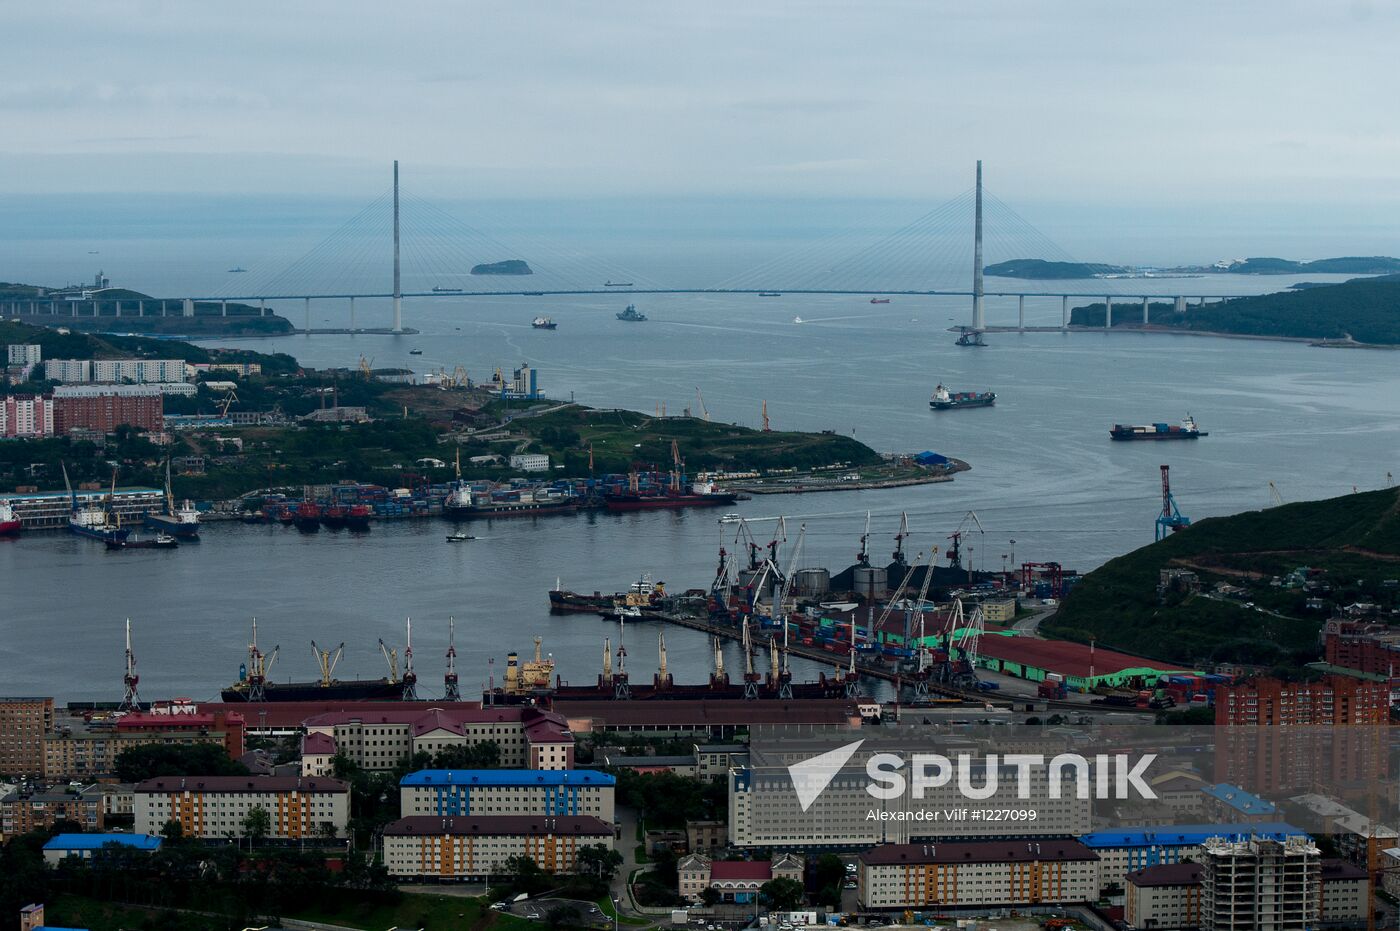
[966,634,1195,691]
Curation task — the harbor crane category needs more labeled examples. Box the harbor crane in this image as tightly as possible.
[1268,481,1284,508]
[399,618,418,701]
[946,510,985,570]
[217,386,239,418]
[874,553,924,662]
[444,617,460,702]
[741,617,760,699]
[119,618,141,712]
[378,639,400,684]
[244,618,280,702]
[613,616,630,700]
[1155,464,1191,540]
[908,549,939,701]
[892,511,910,567]
[311,641,345,688]
[694,386,710,422]
[856,510,872,567]
[771,522,807,698]
[656,631,670,688]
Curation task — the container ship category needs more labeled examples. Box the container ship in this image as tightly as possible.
[0,501,20,536]
[144,462,200,539]
[929,384,996,410]
[1110,415,1206,441]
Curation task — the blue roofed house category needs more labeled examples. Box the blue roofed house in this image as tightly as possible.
[1200,782,1279,823]
[399,769,616,823]
[42,833,162,865]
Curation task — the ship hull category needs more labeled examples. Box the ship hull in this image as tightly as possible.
[549,590,615,613]
[221,679,401,702]
[0,520,19,537]
[930,397,995,410]
[144,514,200,539]
[70,523,129,543]
[454,502,579,519]
[107,537,178,550]
[1110,431,1206,441]
[604,493,736,512]
[295,518,321,533]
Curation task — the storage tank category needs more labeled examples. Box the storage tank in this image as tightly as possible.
[853,566,888,600]
[793,567,831,595]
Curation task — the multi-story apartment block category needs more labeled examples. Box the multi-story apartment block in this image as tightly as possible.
[1126,862,1204,929]
[0,395,55,437]
[1,785,103,838]
[52,384,163,434]
[0,697,54,776]
[1081,823,1307,892]
[301,706,573,773]
[44,716,235,782]
[7,344,41,365]
[134,775,350,840]
[1215,675,1390,725]
[1319,858,1368,927]
[48,359,188,384]
[1200,835,1320,931]
[857,840,1100,910]
[399,770,615,823]
[382,815,613,880]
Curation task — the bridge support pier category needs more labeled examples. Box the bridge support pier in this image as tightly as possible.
[304,297,311,334]
[1104,296,1113,329]
[137,300,143,317]
[1141,296,1150,325]
[221,300,228,318]
[182,298,194,318]
[392,297,402,334]
[349,297,356,332]
[258,298,265,318]
[1175,296,1185,314]
[1018,295,1025,330]
[1061,295,1069,329]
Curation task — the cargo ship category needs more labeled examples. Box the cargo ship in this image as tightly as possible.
[106,532,178,550]
[616,304,647,321]
[145,460,200,539]
[531,316,558,329]
[604,281,634,288]
[870,298,891,304]
[464,496,579,518]
[604,481,736,512]
[1110,415,1207,441]
[64,464,129,544]
[0,501,20,536]
[929,384,996,410]
[220,677,401,702]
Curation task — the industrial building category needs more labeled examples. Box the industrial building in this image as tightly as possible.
[381,815,613,880]
[134,775,350,840]
[1081,823,1307,891]
[857,840,1101,910]
[0,697,53,777]
[968,634,1194,691]
[399,770,615,823]
[0,487,164,531]
[42,833,162,865]
[553,698,863,739]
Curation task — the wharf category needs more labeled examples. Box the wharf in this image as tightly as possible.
[728,459,969,495]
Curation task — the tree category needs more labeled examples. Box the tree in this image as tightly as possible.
[115,743,248,782]
[760,877,806,910]
[700,887,721,907]
[814,853,845,905]
[546,904,582,929]
[576,843,624,883]
[242,806,271,846]
[160,819,185,844]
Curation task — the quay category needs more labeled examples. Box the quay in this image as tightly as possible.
[1,487,163,530]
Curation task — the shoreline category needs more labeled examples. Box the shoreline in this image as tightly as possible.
[970,323,1400,349]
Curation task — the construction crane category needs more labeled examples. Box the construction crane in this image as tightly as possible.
[217,385,239,418]
[1268,481,1284,508]
[119,618,141,712]
[1155,464,1191,541]
[358,355,375,379]
[761,400,771,432]
[443,616,460,702]
[694,386,710,422]
[244,618,279,703]
[378,638,400,684]
[311,641,344,688]
[856,510,872,567]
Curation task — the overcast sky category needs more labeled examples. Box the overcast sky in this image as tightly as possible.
[2,0,1398,209]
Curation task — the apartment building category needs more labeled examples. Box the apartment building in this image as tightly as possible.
[1126,862,1204,929]
[399,770,615,823]
[382,815,613,880]
[1318,859,1368,928]
[857,840,1100,910]
[1200,835,1320,931]
[134,775,350,839]
[47,359,187,384]
[1,785,103,838]
[1215,675,1390,725]
[0,697,54,776]
[7,344,41,365]
[52,384,163,434]
[301,706,574,773]
[0,395,55,437]
[44,717,233,781]
[1081,823,1307,892]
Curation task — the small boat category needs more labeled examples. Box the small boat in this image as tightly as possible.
[718,513,742,524]
[759,292,781,297]
[106,532,179,550]
[227,267,247,273]
[532,316,558,330]
[616,304,647,322]
[604,280,634,287]
[870,298,891,304]
[446,531,476,542]
[409,349,424,355]
[792,316,804,324]
[432,286,463,293]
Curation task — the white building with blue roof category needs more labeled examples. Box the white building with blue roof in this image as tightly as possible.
[399,769,615,823]
[1081,822,1308,890]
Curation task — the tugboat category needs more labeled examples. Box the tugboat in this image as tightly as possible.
[294,499,322,533]
[1110,415,1208,441]
[409,348,424,355]
[929,384,997,410]
[145,459,200,539]
[320,504,348,530]
[0,500,20,536]
[616,304,647,322]
[532,316,558,330]
[955,328,987,347]
[345,504,372,532]
[718,512,742,524]
[446,530,475,542]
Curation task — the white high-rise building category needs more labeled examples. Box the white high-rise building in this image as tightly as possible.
[1201,835,1320,931]
[7,344,41,365]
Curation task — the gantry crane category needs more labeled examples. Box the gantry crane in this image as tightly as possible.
[119,618,141,712]
[244,618,279,702]
[1155,464,1191,541]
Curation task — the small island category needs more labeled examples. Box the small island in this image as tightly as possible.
[984,259,1126,279]
[470,260,533,276]
[985,255,1400,280]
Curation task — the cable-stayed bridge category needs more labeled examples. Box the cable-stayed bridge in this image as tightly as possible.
[3,162,1238,335]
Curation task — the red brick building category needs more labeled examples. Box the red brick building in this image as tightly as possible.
[1324,619,1400,677]
[1214,675,1390,725]
[0,697,54,777]
[53,385,163,434]
[115,710,247,759]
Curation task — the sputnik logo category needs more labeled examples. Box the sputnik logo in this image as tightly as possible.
[788,739,865,812]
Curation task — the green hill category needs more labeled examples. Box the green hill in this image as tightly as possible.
[1044,488,1400,667]
[1230,256,1400,275]
[984,259,1126,279]
[1070,274,1400,344]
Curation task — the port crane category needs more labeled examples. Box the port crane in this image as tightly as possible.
[1268,481,1284,508]
[311,641,345,688]
[892,511,910,567]
[1155,464,1191,540]
[244,618,279,702]
[119,618,141,712]
[399,618,418,701]
[741,617,761,699]
[444,617,460,702]
[907,550,939,701]
[946,510,985,571]
[694,386,710,422]
[856,510,872,567]
[217,386,238,418]
[874,553,924,662]
[771,523,807,698]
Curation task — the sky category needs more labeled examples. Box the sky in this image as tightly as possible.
[2,1,1399,262]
